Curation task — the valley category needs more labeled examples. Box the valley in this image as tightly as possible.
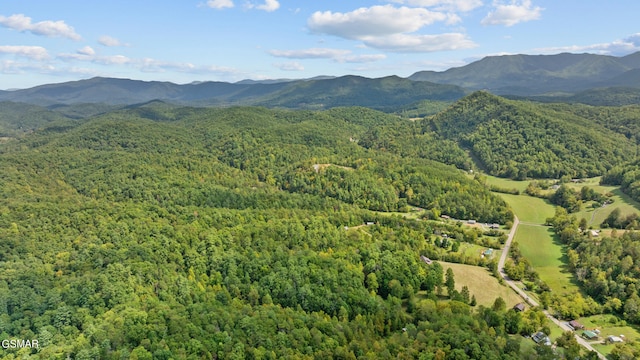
[2,53,640,359]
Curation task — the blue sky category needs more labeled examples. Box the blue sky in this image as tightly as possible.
[1,0,639,89]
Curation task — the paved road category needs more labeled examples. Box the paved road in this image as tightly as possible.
[498,216,606,360]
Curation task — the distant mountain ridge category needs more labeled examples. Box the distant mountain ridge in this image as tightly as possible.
[2,51,639,106]
[0,75,466,109]
[409,51,640,95]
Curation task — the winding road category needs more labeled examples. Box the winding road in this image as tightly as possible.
[498,216,606,359]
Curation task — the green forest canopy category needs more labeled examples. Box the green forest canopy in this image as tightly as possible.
[0,104,525,359]
[3,92,640,358]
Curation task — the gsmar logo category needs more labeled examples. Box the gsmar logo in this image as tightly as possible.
[1,339,39,349]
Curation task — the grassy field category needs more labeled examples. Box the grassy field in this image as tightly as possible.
[484,175,531,193]
[514,224,581,295]
[565,178,640,228]
[439,261,522,307]
[458,242,501,260]
[497,193,556,224]
[374,209,423,220]
[487,175,640,228]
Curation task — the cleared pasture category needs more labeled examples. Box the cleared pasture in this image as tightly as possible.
[484,175,530,193]
[497,193,556,224]
[439,261,522,307]
[514,224,580,295]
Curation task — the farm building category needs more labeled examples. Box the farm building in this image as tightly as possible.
[569,320,584,330]
[582,330,598,340]
[607,335,624,343]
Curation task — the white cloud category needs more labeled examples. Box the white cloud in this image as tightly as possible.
[481,0,542,27]
[0,60,55,75]
[307,5,475,53]
[269,48,351,59]
[342,54,387,63]
[361,33,477,52]
[0,45,49,60]
[274,61,304,71]
[0,14,81,40]
[269,47,387,63]
[390,0,483,12]
[96,55,130,65]
[533,33,640,56]
[207,0,234,9]
[247,0,280,12]
[58,51,131,65]
[308,5,448,39]
[57,52,239,76]
[626,33,640,47]
[77,46,95,56]
[99,35,126,47]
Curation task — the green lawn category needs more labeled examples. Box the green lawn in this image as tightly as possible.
[374,209,423,220]
[497,193,556,224]
[514,224,580,295]
[458,242,500,260]
[484,175,530,193]
[439,261,522,308]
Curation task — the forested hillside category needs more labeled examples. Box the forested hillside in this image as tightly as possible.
[547,102,640,142]
[427,92,637,179]
[524,87,640,106]
[0,104,529,359]
[602,159,640,204]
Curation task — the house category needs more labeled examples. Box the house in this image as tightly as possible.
[420,256,433,265]
[590,230,600,237]
[440,215,450,220]
[489,223,500,229]
[467,219,476,224]
[569,320,584,330]
[513,303,526,312]
[582,330,598,340]
[532,332,551,346]
[608,335,624,343]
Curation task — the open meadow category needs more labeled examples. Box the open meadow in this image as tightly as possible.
[497,193,556,224]
[439,261,522,307]
[514,224,581,295]
[565,177,640,228]
[484,175,530,193]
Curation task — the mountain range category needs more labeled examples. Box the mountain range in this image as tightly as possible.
[1,51,639,108]
[0,75,466,110]
[410,51,640,95]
